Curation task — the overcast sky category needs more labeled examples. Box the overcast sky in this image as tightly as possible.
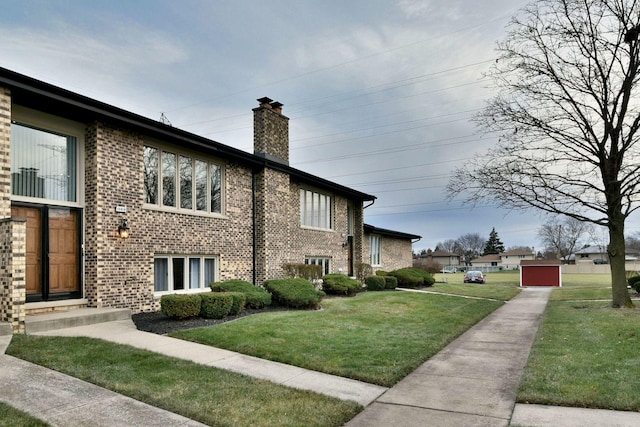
[1,0,632,253]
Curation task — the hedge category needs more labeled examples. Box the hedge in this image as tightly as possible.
[365,275,386,291]
[160,294,201,319]
[211,280,271,309]
[263,278,325,309]
[226,291,247,315]
[200,293,233,319]
[383,275,398,290]
[322,274,361,296]
[388,268,435,288]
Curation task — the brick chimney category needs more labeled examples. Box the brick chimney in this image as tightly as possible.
[253,97,289,165]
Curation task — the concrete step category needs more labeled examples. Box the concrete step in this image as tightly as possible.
[25,308,131,334]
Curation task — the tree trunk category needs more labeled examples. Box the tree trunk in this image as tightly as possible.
[609,220,633,308]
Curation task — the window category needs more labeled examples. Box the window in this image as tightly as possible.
[154,255,218,293]
[11,123,77,202]
[144,145,222,214]
[305,257,331,275]
[370,235,382,266]
[300,189,332,229]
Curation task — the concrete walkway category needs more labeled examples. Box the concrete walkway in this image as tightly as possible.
[0,354,207,426]
[30,318,387,407]
[346,287,552,426]
[3,287,640,426]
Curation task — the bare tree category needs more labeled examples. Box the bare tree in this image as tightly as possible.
[435,239,459,253]
[538,217,591,262]
[456,233,485,265]
[448,0,640,307]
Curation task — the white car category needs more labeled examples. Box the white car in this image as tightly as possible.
[440,267,457,274]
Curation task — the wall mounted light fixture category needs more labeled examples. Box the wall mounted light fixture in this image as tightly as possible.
[117,218,130,239]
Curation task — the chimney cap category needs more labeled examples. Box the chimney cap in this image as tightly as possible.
[257,97,273,107]
[270,101,283,110]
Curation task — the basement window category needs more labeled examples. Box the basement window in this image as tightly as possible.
[154,255,218,293]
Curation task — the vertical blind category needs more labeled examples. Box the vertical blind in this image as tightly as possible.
[11,123,77,202]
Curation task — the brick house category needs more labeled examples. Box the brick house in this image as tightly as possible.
[0,67,419,333]
[364,224,421,273]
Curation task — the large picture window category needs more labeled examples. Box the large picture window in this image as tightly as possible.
[144,145,222,214]
[11,123,77,202]
[300,189,332,229]
[154,255,218,293]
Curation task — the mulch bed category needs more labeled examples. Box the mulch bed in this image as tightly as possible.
[132,307,287,335]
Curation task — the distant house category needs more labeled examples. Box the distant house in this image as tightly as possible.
[574,245,608,263]
[413,249,460,269]
[470,248,536,270]
[470,254,501,268]
[572,245,640,263]
[500,248,536,269]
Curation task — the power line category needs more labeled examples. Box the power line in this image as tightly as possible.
[165,10,517,117]
[294,135,494,166]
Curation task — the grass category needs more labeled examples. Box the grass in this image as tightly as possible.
[519,272,640,410]
[6,335,361,427]
[0,401,49,427]
[517,300,640,410]
[171,291,504,386]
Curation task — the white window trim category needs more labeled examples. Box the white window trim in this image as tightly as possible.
[304,257,331,275]
[143,142,225,217]
[370,235,382,267]
[300,188,333,231]
[153,255,219,295]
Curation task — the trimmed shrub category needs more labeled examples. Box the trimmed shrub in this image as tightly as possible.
[355,263,373,282]
[160,294,201,319]
[375,270,389,276]
[200,293,233,319]
[263,278,325,309]
[388,268,436,288]
[282,263,323,281]
[211,280,271,309]
[383,275,398,290]
[227,292,246,315]
[628,276,640,293]
[365,275,385,291]
[322,274,362,296]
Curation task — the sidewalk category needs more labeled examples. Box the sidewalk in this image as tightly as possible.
[0,353,207,427]
[346,287,552,426]
[30,318,387,407]
[3,287,640,426]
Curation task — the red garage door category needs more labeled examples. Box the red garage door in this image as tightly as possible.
[520,260,562,287]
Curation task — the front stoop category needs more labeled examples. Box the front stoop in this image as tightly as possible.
[25,308,132,334]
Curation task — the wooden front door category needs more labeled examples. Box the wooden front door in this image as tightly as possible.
[48,208,80,294]
[12,205,81,301]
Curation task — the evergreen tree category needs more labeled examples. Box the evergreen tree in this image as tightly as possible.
[483,228,505,255]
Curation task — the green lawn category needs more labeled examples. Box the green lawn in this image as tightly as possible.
[0,401,49,427]
[518,272,640,410]
[7,335,361,427]
[171,291,504,386]
[517,300,640,410]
